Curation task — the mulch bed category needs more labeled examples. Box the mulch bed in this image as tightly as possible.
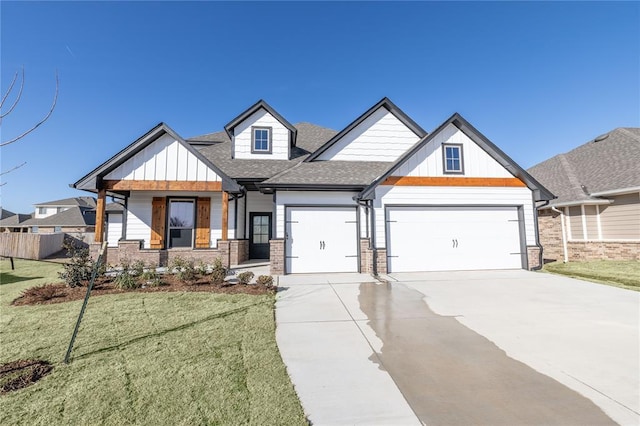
[12,275,275,306]
[0,360,53,394]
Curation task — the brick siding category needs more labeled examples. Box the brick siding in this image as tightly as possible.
[269,239,285,275]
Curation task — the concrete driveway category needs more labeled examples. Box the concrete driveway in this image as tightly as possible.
[275,270,639,426]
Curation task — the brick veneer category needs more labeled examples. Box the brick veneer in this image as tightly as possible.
[229,239,249,266]
[538,210,640,261]
[359,238,387,275]
[269,239,285,275]
[526,246,541,270]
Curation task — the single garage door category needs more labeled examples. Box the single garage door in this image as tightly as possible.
[386,206,523,272]
[286,207,358,274]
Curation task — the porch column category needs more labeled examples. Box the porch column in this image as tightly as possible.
[221,191,229,241]
[95,189,106,243]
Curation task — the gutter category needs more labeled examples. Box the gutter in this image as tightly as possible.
[551,206,568,263]
[589,186,640,197]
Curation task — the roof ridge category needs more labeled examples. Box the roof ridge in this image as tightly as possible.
[557,154,589,197]
[617,127,640,142]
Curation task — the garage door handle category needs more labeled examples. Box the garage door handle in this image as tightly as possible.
[319,241,325,250]
[452,239,459,248]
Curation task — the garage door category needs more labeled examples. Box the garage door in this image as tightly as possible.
[386,206,523,272]
[286,207,358,274]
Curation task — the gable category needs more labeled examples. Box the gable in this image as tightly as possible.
[232,109,291,160]
[104,133,222,182]
[314,107,421,162]
[392,123,513,178]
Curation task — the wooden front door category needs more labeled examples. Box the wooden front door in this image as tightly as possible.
[249,212,271,259]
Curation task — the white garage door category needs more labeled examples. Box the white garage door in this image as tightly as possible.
[286,207,358,274]
[386,206,523,272]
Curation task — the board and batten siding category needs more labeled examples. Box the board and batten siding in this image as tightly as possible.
[584,205,599,240]
[274,191,359,239]
[245,192,275,238]
[316,108,420,162]
[126,191,234,249]
[233,109,290,160]
[599,193,640,240]
[392,124,513,178]
[374,185,537,248]
[104,134,221,182]
[106,213,123,247]
[568,206,584,240]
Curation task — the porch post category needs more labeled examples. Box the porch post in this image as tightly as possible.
[221,191,229,241]
[95,189,106,243]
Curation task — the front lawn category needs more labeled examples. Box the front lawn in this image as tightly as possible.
[0,259,306,425]
[543,260,640,290]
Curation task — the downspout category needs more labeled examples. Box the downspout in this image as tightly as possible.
[551,205,568,263]
[531,200,549,270]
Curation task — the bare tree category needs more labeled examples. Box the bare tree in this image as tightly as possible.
[0,67,58,185]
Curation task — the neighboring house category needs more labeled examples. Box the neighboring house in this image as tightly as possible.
[33,197,96,219]
[528,128,640,262]
[73,98,553,274]
[1,208,16,220]
[0,213,33,233]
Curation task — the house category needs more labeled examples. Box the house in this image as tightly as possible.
[0,212,33,233]
[528,128,640,262]
[33,197,96,219]
[73,98,553,274]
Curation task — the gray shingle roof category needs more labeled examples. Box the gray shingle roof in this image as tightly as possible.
[1,208,16,220]
[189,123,338,180]
[35,197,96,208]
[20,207,96,228]
[0,213,33,227]
[261,161,392,187]
[528,127,640,206]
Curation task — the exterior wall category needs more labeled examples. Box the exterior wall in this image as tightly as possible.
[125,191,234,249]
[233,109,290,160]
[538,209,564,262]
[599,193,640,240]
[34,206,68,219]
[104,134,221,182]
[567,206,583,240]
[374,185,536,248]
[269,239,285,275]
[527,246,541,270]
[236,195,246,238]
[316,107,420,162]
[584,205,599,240]
[392,124,513,178]
[106,213,123,247]
[359,238,387,275]
[244,191,275,239]
[229,239,249,266]
[274,191,359,239]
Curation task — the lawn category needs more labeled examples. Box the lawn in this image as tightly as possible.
[543,260,640,290]
[0,259,306,425]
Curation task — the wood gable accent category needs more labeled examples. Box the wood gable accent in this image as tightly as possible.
[382,176,526,187]
[103,180,222,192]
[150,197,166,249]
[195,198,211,248]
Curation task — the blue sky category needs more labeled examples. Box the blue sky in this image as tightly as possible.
[1,1,638,213]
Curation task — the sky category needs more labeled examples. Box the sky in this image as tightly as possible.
[1,1,638,213]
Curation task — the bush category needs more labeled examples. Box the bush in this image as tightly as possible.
[141,265,165,287]
[195,260,209,275]
[210,257,228,285]
[170,256,198,283]
[237,271,254,285]
[20,284,60,302]
[256,275,274,288]
[114,259,141,289]
[58,239,92,288]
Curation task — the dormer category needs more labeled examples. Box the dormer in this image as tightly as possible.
[224,100,297,160]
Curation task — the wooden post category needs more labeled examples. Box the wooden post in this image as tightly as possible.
[221,191,229,241]
[95,189,106,243]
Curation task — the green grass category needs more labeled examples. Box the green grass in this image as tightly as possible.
[543,260,640,290]
[0,259,306,425]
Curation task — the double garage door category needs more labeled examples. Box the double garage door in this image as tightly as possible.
[386,206,524,272]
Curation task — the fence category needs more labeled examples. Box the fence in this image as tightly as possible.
[0,233,65,260]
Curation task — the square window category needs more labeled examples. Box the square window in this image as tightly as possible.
[443,144,464,174]
[252,127,271,153]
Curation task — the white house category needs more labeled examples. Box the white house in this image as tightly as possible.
[73,98,553,274]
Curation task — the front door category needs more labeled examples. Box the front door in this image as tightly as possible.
[249,212,272,259]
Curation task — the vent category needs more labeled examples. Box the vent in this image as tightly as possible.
[593,133,609,143]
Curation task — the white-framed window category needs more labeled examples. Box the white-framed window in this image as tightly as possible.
[31,226,39,233]
[38,207,47,215]
[54,226,62,232]
[443,144,464,174]
[251,127,272,153]
[168,199,195,248]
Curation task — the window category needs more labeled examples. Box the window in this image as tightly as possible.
[168,200,195,248]
[31,226,39,233]
[54,226,62,233]
[443,144,464,174]
[252,127,272,153]
[38,207,47,215]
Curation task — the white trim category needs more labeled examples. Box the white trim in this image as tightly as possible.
[595,204,603,240]
[589,186,640,197]
[580,204,588,240]
[543,200,613,209]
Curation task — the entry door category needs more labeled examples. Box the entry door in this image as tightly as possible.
[286,207,358,274]
[249,212,271,259]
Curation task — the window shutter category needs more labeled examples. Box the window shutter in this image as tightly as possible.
[150,197,166,249]
[195,197,211,248]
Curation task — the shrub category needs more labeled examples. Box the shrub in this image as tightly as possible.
[141,265,165,287]
[170,256,198,283]
[237,271,254,285]
[20,284,60,302]
[210,257,228,285]
[256,275,274,288]
[114,259,141,289]
[195,260,209,275]
[58,239,92,288]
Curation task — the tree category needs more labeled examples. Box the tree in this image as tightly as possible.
[0,68,58,185]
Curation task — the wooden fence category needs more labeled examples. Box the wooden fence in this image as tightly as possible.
[0,233,65,260]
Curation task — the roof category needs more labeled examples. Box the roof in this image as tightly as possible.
[260,161,392,188]
[528,128,640,206]
[191,123,337,180]
[35,197,96,208]
[20,206,96,228]
[223,99,298,147]
[359,113,555,202]
[0,213,33,227]
[305,97,427,162]
[1,208,16,220]
[105,202,125,213]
